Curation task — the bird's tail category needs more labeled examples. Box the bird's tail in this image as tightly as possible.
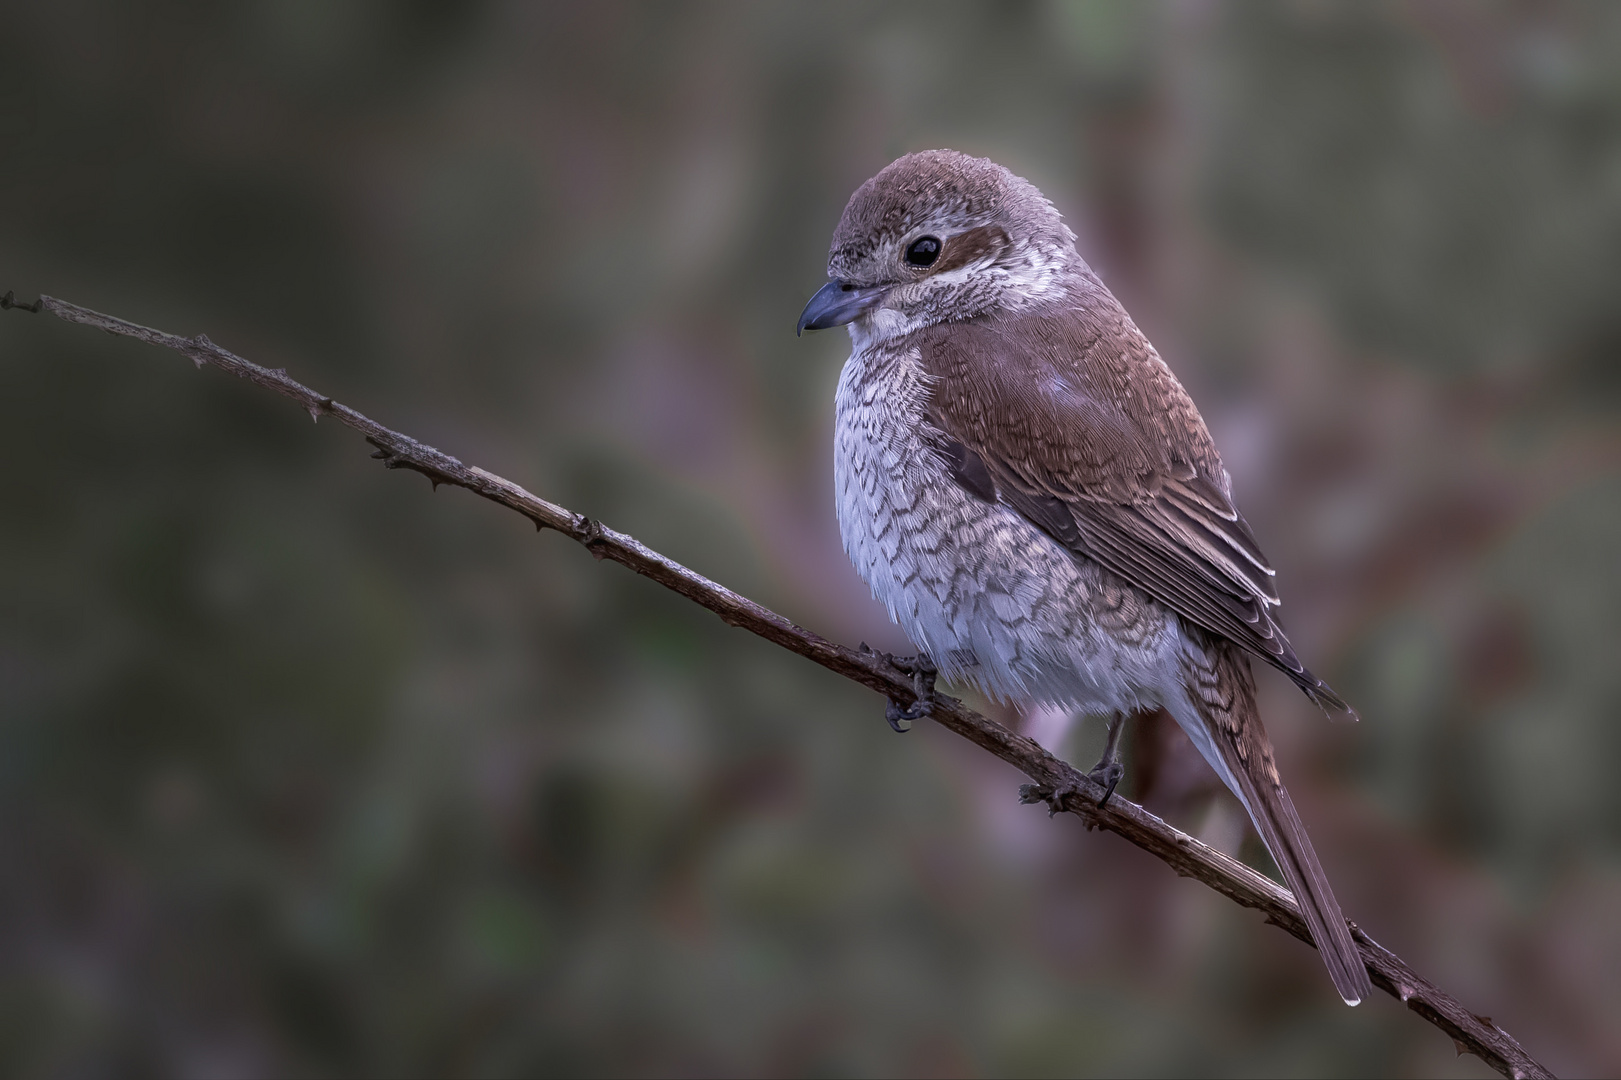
[1178,637,1372,1006]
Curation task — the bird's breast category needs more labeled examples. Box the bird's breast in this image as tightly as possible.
[832,341,1181,712]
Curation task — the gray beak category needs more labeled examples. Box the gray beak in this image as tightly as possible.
[796,280,889,336]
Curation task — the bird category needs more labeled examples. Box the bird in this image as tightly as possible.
[796,149,1372,1006]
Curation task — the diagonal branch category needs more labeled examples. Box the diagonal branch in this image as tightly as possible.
[1,291,1553,1080]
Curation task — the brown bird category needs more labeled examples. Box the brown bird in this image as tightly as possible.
[798,150,1371,1005]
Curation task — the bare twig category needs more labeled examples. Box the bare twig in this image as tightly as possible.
[3,293,1553,1080]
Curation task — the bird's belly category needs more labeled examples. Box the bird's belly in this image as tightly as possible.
[834,365,1181,714]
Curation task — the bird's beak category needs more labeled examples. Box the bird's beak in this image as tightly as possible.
[796,280,890,336]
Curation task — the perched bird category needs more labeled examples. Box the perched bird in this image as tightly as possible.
[798,150,1371,1006]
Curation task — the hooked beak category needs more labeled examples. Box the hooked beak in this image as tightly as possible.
[796,280,890,336]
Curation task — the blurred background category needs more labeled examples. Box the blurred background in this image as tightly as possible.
[1,1,1618,1076]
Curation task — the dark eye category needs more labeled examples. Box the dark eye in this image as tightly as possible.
[905,236,941,267]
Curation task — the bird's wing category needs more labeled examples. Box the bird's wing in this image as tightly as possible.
[913,297,1353,716]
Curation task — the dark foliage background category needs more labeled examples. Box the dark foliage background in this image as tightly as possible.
[2,2,1619,1076]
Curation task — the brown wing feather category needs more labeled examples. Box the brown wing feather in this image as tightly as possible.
[915,292,1354,716]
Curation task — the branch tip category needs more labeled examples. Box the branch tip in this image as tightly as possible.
[1,291,42,313]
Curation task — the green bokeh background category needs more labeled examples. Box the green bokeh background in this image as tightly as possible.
[3,3,1619,1076]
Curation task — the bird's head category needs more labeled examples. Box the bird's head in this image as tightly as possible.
[797,150,1083,347]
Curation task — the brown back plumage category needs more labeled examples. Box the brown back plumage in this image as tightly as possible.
[914,289,1355,717]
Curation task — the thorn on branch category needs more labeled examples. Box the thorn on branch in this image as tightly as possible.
[1,291,42,313]
[578,518,610,560]
[366,436,447,489]
[182,334,213,368]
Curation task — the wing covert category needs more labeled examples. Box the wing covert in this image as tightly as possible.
[914,299,1353,716]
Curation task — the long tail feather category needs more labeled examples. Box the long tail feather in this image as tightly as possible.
[1179,635,1372,1005]
[1227,749,1371,1005]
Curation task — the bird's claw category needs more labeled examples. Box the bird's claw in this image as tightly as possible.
[885,698,925,732]
[1087,760,1125,808]
[1085,712,1128,807]
[1019,781,1081,817]
[881,653,936,733]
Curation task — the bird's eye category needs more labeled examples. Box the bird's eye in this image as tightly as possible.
[905,236,941,267]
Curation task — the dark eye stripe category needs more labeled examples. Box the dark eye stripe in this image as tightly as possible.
[928,225,1008,274]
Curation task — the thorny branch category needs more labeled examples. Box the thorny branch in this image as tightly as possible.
[2,292,1553,1080]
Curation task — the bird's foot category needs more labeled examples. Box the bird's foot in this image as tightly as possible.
[1086,712,1128,807]
[881,653,936,733]
[1086,759,1125,808]
[1019,781,1081,817]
